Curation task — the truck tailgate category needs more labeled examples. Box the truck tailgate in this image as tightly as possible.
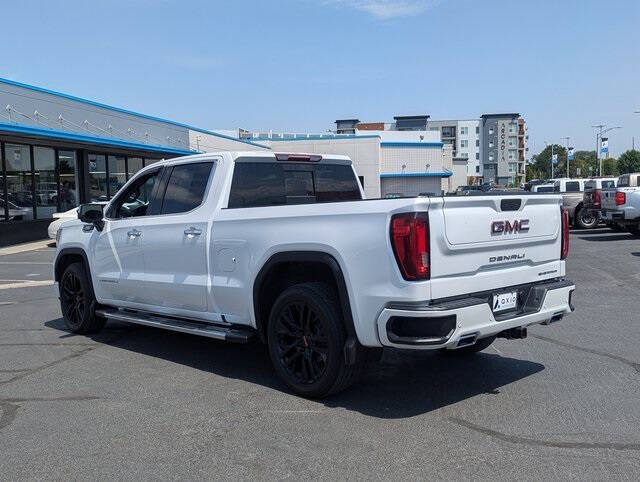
[429,194,564,299]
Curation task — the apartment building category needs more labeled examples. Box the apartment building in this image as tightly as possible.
[427,119,481,180]
[480,113,527,186]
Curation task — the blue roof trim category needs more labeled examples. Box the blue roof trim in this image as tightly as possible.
[381,171,453,178]
[380,142,443,148]
[0,122,195,156]
[256,134,381,141]
[0,77,267,149]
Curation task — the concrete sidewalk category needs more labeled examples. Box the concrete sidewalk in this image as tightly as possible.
[0,239,53,257]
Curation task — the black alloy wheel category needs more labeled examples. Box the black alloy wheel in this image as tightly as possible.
[274,300,329,385]
[61,268,87,330]
[59,262,105,334]
[267,282,368,398]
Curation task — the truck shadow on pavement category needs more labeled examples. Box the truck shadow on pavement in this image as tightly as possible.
[44,317,544,419]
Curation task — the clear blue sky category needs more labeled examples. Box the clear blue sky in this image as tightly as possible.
[1,0,638,156]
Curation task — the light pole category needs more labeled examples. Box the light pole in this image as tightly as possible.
[634,111,639,150]
[562,136,570,177]
[545,141,554,179]
[592,125,622,176]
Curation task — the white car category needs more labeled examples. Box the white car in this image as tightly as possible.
[48,203,108,240]
[1,198,32,221]
[48,207,79,240]
[532,183,554,193]
[54,151,575,397]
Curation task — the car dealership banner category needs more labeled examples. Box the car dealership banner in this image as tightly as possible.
[600,138,609,155]
[567,147,575,161]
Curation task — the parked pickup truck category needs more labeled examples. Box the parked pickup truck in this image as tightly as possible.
[601,173,640,235]
[553,178,594,228]
[582,178,618,229]
[53,151,575,397]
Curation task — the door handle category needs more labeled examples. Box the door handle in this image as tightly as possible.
[184,227,202,237]
[127,229,142,238]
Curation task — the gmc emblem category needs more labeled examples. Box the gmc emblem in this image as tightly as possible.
[491,219,530,234]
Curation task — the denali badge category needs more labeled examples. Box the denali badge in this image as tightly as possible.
[491,219,530,234]
[489,253,525,263]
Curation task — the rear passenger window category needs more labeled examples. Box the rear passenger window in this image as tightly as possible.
[228,161,362,208]
[565,181,580,192]
[601,180,615,188]
[161,162,213,214]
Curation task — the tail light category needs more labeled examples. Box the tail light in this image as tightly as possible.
[561,207,569,260]
[390,213,429,280]
[615,191,626,206]
[594,189,601,207]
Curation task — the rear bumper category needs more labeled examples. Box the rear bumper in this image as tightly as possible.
[376,279,575,350]
[602,207,639,222]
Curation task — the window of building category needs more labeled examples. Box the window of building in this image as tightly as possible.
[127,157,143,180]
[108,155,126,198]
[34,146,57,219]
[508,163,517,173]
[508,137,517,148]
[161,162,213,214]
[476,153,480,160]
[489,142,493,148]
[4,143,33,221]
[88,154,107,202]
[476,139,479,147]
[489,128,494,135]
[460,152,469,159]
[460,140,468,148]
[476,126,479,134]
[489,155,494,161]
[475,165,480,173]
[509,124,517,134]
[508,150,517,161]
[460,127,468,136]
[58,150,78,211]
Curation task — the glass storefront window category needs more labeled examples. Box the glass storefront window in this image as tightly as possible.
[127,157,143,179]
[58,150,78,211]
[88,153,107,202]
[108,155,126,197]
[34,146,57,219]
[4,143,34,221]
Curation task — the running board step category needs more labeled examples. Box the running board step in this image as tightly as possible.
[95,308,255,343]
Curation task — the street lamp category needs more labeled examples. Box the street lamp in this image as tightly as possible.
[592,125,622,176]
[545,140,555,179]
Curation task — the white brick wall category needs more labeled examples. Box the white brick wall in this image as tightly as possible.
[380,146,444,174]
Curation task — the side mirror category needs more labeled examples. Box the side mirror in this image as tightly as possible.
[78,203,104,231]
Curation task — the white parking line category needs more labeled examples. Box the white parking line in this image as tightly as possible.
[0,262,51,265]
[0,280,54,290]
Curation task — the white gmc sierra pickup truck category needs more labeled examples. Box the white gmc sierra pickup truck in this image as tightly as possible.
[54,151,575,397]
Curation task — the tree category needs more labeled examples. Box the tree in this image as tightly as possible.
[601,157,618,176]
[529,144,566,179]
[616,150,640,174]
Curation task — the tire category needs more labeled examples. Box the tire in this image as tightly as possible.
[267,282,367,398]
[447,336,496,355]
[60,262,105,334]
[575,207,597,229]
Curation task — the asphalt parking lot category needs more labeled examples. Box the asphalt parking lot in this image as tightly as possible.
[1,230,640,480]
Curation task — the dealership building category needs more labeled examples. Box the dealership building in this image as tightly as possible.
[0,78,266,245]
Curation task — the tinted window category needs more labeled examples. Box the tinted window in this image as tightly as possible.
[108,170,159,218]
[602,180,616,188]
[537,186,554,192]
[314,165,361,202]
[584,181,596,191]
[565,181,580,192]
[228,162,361,208]
[161,162,213,214]
[618,176,629,187]
[228,163,286,208]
